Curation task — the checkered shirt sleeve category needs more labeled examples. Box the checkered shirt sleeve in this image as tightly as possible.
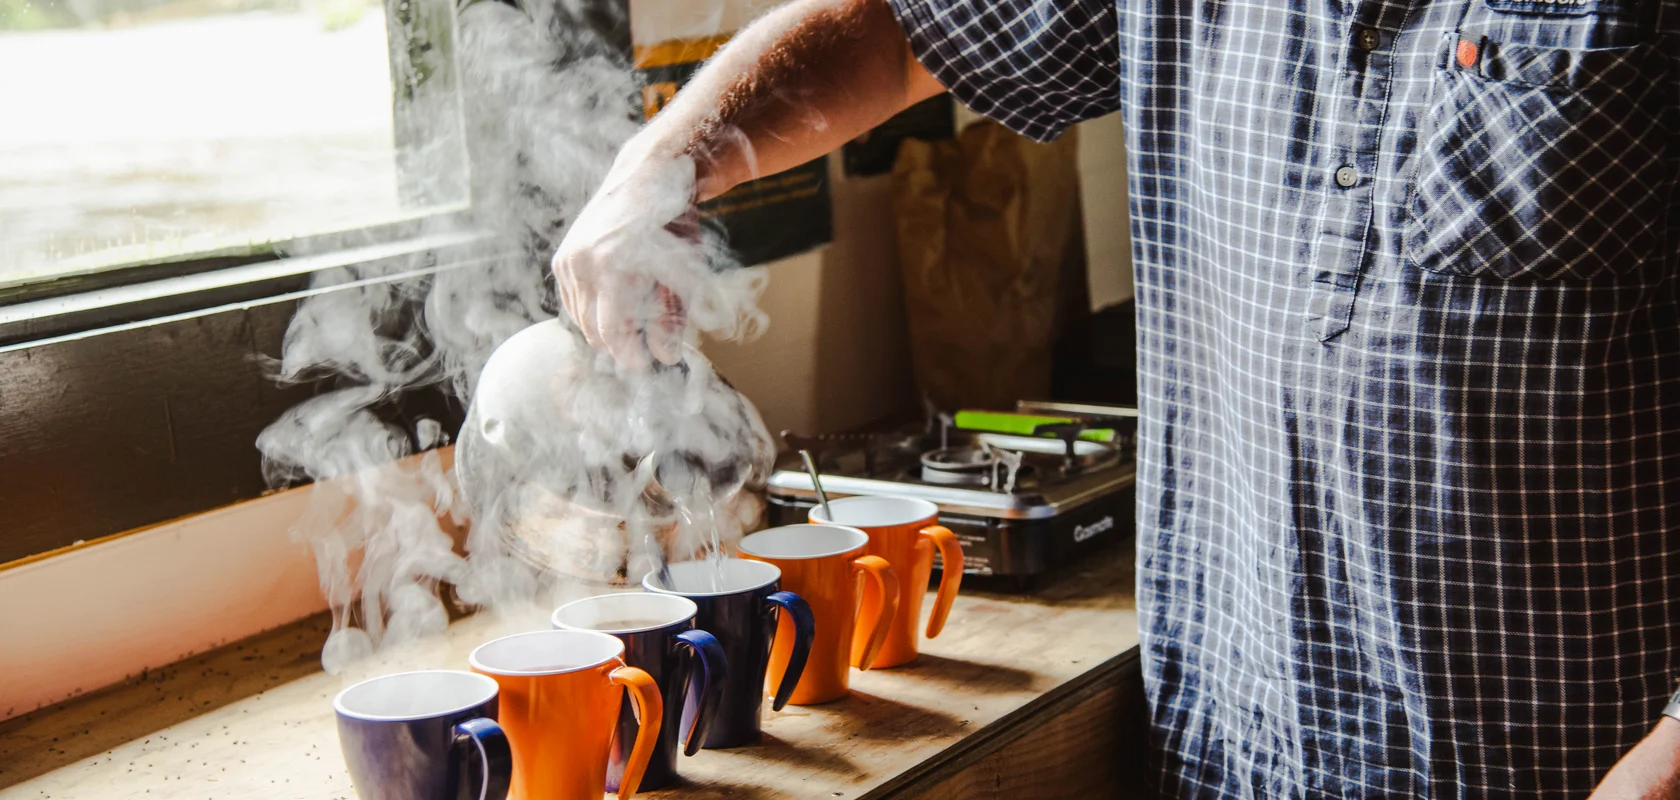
[883,0,1120,142]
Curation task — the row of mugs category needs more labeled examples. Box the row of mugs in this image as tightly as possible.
[333,496,964,800]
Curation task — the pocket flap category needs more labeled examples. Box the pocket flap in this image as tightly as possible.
[1477,40,1658,90]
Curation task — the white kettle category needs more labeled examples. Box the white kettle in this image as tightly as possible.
[455,318,774,585]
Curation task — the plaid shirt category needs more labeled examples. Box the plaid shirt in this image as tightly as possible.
[886,0,1680,797]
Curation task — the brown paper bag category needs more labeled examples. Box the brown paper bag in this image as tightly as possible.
[892,119,1089,411]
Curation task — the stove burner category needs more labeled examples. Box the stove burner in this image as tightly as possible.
[768,401,1140,584]
[920,447,998,485]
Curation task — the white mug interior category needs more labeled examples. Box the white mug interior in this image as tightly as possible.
[644,558,782,596]
[468,629,623,676]
[333,670,498,721]
[738,524,869,560]
[809,495,939,528]
[552,592,697,632]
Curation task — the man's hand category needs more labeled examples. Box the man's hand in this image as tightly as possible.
[549,0,944,369]
[552,153,699,370]
[1591,716,1680,799]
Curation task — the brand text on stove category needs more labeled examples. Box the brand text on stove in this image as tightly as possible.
[1073,516,1115,543]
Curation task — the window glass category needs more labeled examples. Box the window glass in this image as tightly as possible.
[0,0,470,289]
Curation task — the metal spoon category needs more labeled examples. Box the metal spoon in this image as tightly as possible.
[799,449,834,522]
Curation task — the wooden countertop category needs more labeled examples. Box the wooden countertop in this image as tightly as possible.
[0,543,1138,800]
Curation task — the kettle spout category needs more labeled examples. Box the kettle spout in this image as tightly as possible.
[635,452,677,519]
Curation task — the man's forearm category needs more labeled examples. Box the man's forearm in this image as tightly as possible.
[621,0,944,201]
[1591,717,1680,799]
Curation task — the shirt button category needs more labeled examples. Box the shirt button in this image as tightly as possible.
[1334,166,1359,187]
[1355,27,1382,51]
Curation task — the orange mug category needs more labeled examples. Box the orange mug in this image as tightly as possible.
[738,524,899,704]
[809,496,963,668]
[468,629,663,800]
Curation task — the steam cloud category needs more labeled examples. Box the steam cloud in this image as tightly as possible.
[256,0,773,673]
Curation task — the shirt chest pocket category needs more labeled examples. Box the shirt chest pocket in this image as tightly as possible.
[1404,37,1672,281]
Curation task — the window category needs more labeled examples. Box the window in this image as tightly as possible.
[0,0,487,565]
[0,0,470,290]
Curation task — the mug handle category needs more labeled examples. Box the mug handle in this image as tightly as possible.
[609,665,664,799]
[672,629,728,757]
[451,717,513,800]
[918,525,964,638]
[765,591,815,711]
[848,555,900,671]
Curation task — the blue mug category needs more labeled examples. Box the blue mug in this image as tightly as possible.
[333,670,513,800]
[553,592,727,792]
[643,558,815,748]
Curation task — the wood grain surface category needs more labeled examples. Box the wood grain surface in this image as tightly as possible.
[1,541,1139,799]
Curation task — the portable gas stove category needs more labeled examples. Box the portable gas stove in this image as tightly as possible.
[766,400,1138,590]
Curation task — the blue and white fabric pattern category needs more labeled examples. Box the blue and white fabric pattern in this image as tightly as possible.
[886,0,1680,796]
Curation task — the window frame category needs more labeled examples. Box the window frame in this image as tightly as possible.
[0,229,509,564]
[0,0,551,565]
[0,214,492,347]
[0,0,696,567]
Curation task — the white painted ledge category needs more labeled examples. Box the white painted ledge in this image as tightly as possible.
[0,485,325,721]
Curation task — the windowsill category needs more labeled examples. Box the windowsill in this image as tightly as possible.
[0,227,500,350]
[0,449,457,720]
[0,544,1141,798]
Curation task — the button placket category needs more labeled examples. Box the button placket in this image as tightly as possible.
[1309,7,1405,343]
